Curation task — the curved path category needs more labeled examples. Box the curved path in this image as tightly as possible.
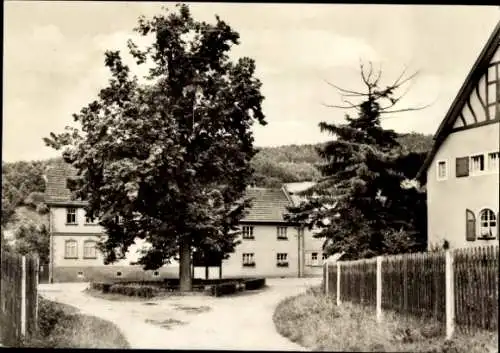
[39,277,321,350]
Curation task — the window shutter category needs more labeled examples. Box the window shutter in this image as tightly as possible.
[456,157,470,177]
[466,209,476,241]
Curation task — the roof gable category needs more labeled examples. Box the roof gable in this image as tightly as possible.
[417,21,500,181]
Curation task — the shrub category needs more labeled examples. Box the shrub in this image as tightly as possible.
[37,297,66,338]
[90,282,108,292]
[211,282,238,297]
[245,278,266,290]
[107,283,155,298]
[102,283,112,293]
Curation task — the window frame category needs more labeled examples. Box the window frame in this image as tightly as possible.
[64,239,78,259]
[306,252,320,267]
[85,212,98,225]
[276,253,288,267]
[277,226,288,240]
[478,208,497,240]
[436,159,448,181]
[487,151,499,173]
[66,208,78,225]
[242,253,255,267]
[83,240,98,259]
[470,154,486,176]
[242,226,255,240]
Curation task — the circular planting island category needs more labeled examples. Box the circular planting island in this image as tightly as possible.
[86,277,267,300]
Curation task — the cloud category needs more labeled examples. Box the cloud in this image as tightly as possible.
[31,24,64,44]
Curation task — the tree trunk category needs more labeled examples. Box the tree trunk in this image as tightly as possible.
[179,236,192,292]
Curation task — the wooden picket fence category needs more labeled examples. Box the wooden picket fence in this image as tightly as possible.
[0,250,39,347]
[324,245,499,338]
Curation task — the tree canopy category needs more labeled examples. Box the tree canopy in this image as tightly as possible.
[286,62,429,260]
[43,4,266,291]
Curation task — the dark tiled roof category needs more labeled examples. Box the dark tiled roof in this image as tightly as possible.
[45,163,78,204]
[242,187,292,223]
[44,164,294,223]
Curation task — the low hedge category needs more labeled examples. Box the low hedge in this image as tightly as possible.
[108,284,155,298]
[211,281,239,297]
[244,278,266,290]
[90,282,155,298]
[90,277,265,298]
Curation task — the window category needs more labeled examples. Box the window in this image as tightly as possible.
[322,253,328,261]
[153,271,160,277]
[115,216,123,224]
[66,208,77,225]
[487,152,499,172]
[437,160,448,180]
[242,253,255,267]
[85,212,97,225]
[77,271,84,278]
[64,240,78,259]
[478,209,497,239]
[242,226,254,239]
[277,226,288,240]
[276,253,288,267]
[456,157,470,177]
[116,271,122,277]
[83,240,97,259]
[306,252,319,266]
[466,209,476,241]
[470,154,485,175]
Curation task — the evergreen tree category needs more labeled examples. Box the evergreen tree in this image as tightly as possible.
[287,62,428,260]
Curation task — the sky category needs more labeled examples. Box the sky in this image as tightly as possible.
[3,2,499,162]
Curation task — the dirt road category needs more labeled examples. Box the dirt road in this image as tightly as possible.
[39,277,321,350]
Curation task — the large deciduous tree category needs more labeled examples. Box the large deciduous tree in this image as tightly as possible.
[287,62,428,260]
[43,4,266,291]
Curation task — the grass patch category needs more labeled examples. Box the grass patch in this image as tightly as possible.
[24,297,129,348]
[273,288,498,352]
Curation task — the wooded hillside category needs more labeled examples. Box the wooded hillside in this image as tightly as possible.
[1,132,433,227]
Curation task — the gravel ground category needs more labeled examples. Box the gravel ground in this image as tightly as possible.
[39,277,321,350]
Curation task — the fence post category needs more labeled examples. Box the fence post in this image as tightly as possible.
[376,256,383,322]
[445,250,455,339]
[325,261,329,295]
[35,256,40,328]
[21,256,27,339]
[336,261,341,306]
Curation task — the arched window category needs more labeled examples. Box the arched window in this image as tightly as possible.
[64,240,78,259]
[479,209,497,238]
[83,240,97,259]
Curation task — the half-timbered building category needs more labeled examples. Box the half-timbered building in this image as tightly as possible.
[417,21,500,249]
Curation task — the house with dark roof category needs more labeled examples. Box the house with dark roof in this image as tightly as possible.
[45,164,325,282]
[416,21,500,249]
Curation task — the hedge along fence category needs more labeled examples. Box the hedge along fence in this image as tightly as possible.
[323,245,499,339]
[0,251,39,347]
